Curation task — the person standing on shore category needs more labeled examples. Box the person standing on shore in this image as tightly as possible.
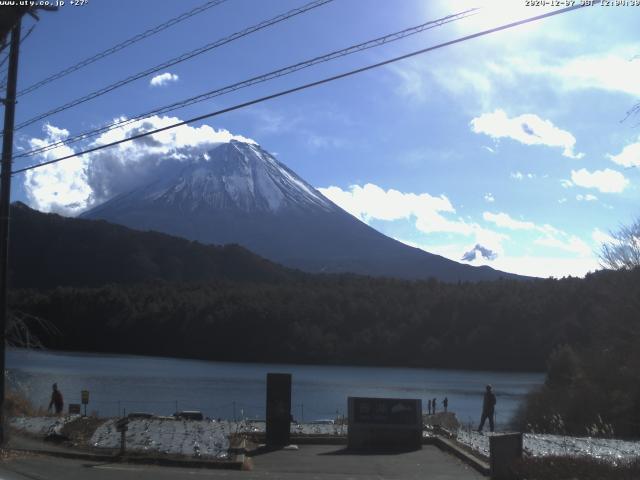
[432,397,437,414]
[427,399,432,415]
[443,397,448,413]
[48,383,64,415]
[478,385,496,433]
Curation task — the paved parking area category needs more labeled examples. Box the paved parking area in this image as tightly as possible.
[248,444,485,479]
[0,443,485,479]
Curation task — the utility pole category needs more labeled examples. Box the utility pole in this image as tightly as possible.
[0,6,56,446]
[0,16,22,446]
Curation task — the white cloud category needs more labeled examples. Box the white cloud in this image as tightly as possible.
[510,171,536,181]
[318,188,591,264]
[592,228,615,246]
[608,140,640,168]
[24,124,92,216]
[399,237,599,278]
[470,109,583,159]
[150,72,179,87]
[570,168,629,193]
[534,235,592,257]
[484,193,495,203]
[483,211,536,230]
[497,255,599,278]
[558,198,567,204]
[320,183,508,255]
[306,134,346,151]
[531,49,640,98]
[576,194,598,202]
[387,64,428,102]
[24,116,256,215]
[486,44,640,98]
[483,210,593,257]
[319,183,454,224]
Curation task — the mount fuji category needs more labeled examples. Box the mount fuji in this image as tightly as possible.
[82,140,520,281]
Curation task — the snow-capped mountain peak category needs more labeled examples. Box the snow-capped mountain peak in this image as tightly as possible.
[83,139,520,282]
[145,141,334,213]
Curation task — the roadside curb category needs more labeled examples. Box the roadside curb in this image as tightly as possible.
[8,447,114,463]
[7,446,247,470]
[248,432,347,445]
[431,436,490,476]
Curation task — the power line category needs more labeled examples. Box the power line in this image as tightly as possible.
[0,55,10,73]
[16,9,476,160]
[10,0,335,133]
[17,0,230,97]
[13,2,595,176]
[0,24,35,90]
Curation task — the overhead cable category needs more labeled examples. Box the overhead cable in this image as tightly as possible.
[17,0,230,97]
[17,8,475,159]
[10,0,335,133]
[13,2,596,175]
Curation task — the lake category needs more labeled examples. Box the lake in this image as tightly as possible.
[7,348,544,428]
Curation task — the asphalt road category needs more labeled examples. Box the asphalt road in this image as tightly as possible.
[0,445,485,479]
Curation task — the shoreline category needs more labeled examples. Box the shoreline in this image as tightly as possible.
[7,346,547,376]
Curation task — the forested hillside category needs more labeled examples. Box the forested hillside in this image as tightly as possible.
[10,268,640,374]
[9,202,299,288]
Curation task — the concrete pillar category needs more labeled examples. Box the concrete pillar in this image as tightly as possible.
[489,432,523,480]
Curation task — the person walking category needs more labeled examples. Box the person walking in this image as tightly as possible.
[443,397,448,413]
[48,383,64,415]
[432,397,437,414]
[478,385,496,433]
[427,399,432,415]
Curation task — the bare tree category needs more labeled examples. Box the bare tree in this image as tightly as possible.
[599,218,640,270]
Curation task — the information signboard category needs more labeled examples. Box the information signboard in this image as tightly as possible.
[348,397,422,451]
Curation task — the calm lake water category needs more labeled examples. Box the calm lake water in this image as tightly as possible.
[7,348,544,427]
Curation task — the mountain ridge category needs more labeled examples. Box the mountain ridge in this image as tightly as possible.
[9,201,300,289]
[82,140,526,282]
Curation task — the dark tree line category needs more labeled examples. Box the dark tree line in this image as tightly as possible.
[10,268,640,377]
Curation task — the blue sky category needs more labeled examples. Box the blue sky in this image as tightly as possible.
[6,0,640,278]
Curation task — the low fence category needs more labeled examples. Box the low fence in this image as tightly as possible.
[82,399,344,423]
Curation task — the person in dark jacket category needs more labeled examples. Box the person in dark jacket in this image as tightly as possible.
[432,397,437,414]
[427,399,432,415]
[478,384,496,432]
[48,383,64,415]
[443,397,448,413]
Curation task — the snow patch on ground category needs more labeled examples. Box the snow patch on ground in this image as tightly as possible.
[11,415,79,436]
[90,418,232,459]
[456,430,640,461]
[240,420,347,436]
[18,415,640,465]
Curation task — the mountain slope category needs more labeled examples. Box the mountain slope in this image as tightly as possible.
[9,202,298,289]
[83,140,523,282]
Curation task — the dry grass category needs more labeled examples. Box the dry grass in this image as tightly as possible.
[61,416,104,447]
[4,388,44,417]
